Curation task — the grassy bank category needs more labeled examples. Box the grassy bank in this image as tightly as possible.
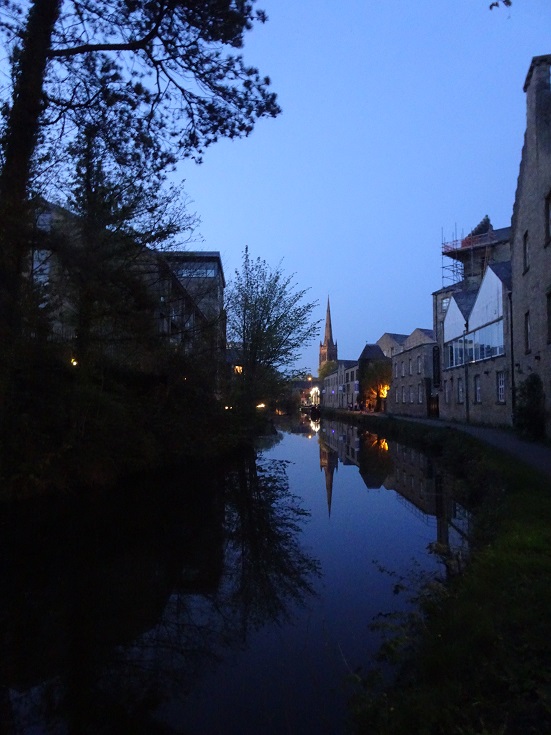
[342,412,551,734]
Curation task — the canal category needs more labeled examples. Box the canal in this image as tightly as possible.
[0,416,470,734]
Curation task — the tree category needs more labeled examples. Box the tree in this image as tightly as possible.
[0,0,280,367]
[226,248,320,413]
[318,360,337,381]
[359,358,391,412]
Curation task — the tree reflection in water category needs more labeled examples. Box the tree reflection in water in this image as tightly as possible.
[1,452,320,733]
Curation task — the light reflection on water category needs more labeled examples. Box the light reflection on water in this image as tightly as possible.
[167,417,469,734]
[1,416,469,735]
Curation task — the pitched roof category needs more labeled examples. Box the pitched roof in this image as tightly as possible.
[359,344,386,361]
[453,289,478,319]
[488,261,512,291]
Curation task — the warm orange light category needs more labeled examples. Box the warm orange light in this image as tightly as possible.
[234,365,243,374]
[379,384,390,398]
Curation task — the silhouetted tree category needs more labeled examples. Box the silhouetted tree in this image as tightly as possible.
[226,247,320,414]
[0,0,280,393]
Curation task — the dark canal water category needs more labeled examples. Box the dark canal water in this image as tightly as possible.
[0,416,470,734]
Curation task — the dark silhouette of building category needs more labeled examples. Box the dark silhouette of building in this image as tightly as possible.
[319,297,337,370]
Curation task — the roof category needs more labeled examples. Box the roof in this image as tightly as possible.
[358,344,386,361]
[453,289,478,319]
[379,332,408,344]
[488,261,512,291]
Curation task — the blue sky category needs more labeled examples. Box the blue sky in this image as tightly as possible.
[178,0,551,375]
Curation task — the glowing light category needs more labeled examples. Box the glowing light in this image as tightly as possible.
[256,403,266,409]
[379,384,390,398]
[70,357,78,367]
[234,365,243,374]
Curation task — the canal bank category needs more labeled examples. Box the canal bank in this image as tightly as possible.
[341,411,551,734]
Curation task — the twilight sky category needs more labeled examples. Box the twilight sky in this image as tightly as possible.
[178,0,551,375]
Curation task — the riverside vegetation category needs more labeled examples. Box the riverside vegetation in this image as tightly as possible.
[342,412,551,735]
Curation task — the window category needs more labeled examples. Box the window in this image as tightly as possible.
[417,355,422,374]
[444,380,450,404]
[409,386,414,403]
[444,319,505,368]
[524,311,531,353]
[474,374,481,404]
[418,383,423,403]
[547,291,551,344]
[523,230,530,272]
[409,358,413,375]
[395,388,399,403]
[401,386,406,403]
[394,362,398,378]
[441,297,450,313]
[497,371,505,403]
[457,377,464,404]
[401,361,405,377]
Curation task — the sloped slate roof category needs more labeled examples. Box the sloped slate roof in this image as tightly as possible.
[359,344,386,361]
[489,261,512,291]
[453,289,478,319]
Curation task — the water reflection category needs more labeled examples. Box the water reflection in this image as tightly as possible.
[1,419,472,733]
[318,419,470,566]
[0,455,319,733]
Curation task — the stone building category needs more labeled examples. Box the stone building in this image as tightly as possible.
[321,359,358,409]
[377,332,408,358]
[388,328,438,418]
[510,54,551,437]
[433,217,513,426]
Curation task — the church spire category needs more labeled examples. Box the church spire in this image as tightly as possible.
[324,297,334,346]
[319,296,338,370]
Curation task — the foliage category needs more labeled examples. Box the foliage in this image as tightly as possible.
[226,247,320,412]
[318,360,337,380]
[0,0,280,388]
[513,372,546,441]
[359,358,391,410]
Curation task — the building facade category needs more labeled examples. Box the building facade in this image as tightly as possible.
[510,54,551,437]
[433,217,513,427]
[388,328,438,418]
[321,360,358,409]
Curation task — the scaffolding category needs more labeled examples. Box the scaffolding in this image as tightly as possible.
[441,226,496,286]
